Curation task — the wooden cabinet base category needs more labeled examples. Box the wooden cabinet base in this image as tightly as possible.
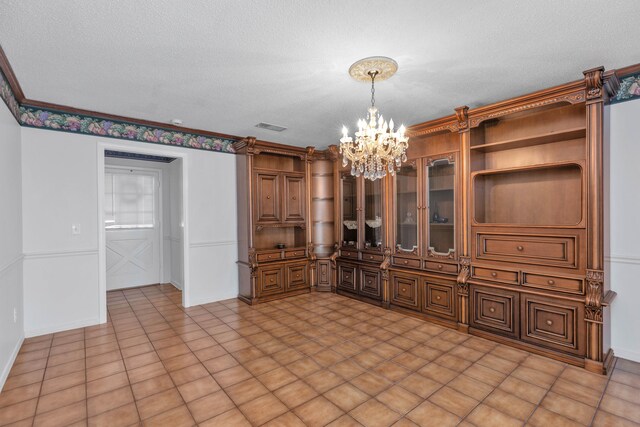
[584,349,616,375]
[238,287,311,305]
[336,288,385,307]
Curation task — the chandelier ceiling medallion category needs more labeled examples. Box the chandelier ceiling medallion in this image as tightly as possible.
[340,56,409,181]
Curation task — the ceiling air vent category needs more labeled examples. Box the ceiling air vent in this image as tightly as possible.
[255,122,287,132]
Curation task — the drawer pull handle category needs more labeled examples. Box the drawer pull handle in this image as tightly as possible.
[489,307,496,313]
[367,280,372,285]
[402,288,406,292]
[270,278,275,283]
[547,280,555,286]
[292,196,297,200]
[369,256,373,260]
[437,264,443,270]
[517,246,524,251]
[403,260,409,265]
[436,295,441,300]
[546,319,553,326]
[491,272,498,278]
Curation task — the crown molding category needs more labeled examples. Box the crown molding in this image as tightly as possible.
[0,43,239,154]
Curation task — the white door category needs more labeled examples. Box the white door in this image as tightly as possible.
[105,167,161,290]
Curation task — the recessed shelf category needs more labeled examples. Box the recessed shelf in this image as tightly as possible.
[471,127,586,153]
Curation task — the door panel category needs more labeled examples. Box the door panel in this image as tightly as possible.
[470,286,519,338]
[338,263,357,293]
[256,173,280,223]
[359,268,381,300]
[390,272,420,310]
[423,280,456,319]
[284,175,305,222]
[105,168,160,290]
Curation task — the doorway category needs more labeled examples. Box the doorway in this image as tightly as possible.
[98,147,188,320]
[105,166,161,289]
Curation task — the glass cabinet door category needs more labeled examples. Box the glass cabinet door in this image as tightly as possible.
[363,179,384,251]
[395,163,419,254]
[341,174,358,248]
[427,158,455,256]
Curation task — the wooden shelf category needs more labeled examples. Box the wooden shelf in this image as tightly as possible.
[429,223,453,227]
[470,127,586,153]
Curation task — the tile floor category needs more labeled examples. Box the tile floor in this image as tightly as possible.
[1,284,639,426]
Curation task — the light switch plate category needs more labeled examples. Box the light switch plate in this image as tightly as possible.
[72,224,81,235]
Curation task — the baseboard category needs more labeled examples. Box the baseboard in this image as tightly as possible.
[0,334,24,391]
[24,317,100,338]
[187,293,237,307]
[614,347,640,363]
[170,280,183,290]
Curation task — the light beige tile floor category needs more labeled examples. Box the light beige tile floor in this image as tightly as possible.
[1,284,639,426]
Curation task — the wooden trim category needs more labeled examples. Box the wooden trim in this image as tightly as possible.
[21,98,240,142]
[0,43,25,102]
[615,62,640,77]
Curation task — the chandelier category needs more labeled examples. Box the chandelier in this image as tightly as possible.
[340,57,409,181]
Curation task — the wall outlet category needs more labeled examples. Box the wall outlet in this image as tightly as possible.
[13,307,17,323]
[72,224,81,235]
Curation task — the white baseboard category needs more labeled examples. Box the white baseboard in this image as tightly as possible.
[0,334,24,391]
[24,317,100,338]
[170,280,183,290]
[186,293,237,307]
[614,347,640,363]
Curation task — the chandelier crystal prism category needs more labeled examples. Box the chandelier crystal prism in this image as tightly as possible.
[340,57,409,181]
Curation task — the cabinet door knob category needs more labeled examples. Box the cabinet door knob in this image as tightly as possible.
[401,288,406,292]
[436,295,441,300]
[546,319,553,326]
[489,307,496,313]
[491,272,498,277]
[547,280,555,286]
[437,264,443,270]
[270,278,275,283]
[403,260,409,265]
[369,255,373,259]
[517,245,524,251]
[266,195,271,199]
[367,280,372,285]
[292,196,297,200]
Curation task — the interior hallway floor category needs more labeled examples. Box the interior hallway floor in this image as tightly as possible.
[0,284,639,427]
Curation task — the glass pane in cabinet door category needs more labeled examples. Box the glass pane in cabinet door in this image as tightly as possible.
[396,164,418,253]
[341,174,358,247]
[428,159,455,255]
[364,179,384,251]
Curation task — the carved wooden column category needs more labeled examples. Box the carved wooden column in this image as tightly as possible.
[305,147,316,289]
[583,67,619,374]
[328,145,340,292]
[455,106,471,332]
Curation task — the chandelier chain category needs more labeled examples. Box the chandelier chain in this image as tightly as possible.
[369,71,377,108]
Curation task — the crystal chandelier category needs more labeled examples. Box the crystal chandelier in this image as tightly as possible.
[340,57,409,181]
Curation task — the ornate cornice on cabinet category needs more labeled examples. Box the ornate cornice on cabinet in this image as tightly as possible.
[407,114,459,137]
[454,106,469,131]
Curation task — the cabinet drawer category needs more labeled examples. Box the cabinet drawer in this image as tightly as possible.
[284,249,306,259]
[359,268,382,300]
[424,261,457,274]
[340,249,358,260]
[286,263,308,291]
[257,252,281,262]
[258,267,284,296]
[476,232,577,269]
[338,264,357,293]
[470,286,519,338]
[423,281,456,319]
[362,252,384,263]
[521,294,584,355]
[390,272,420,310]
[392,257,421,269]
[472,266,519,285]
[522,272,583,295]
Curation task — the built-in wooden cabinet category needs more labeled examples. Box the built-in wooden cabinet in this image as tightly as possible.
[235,139,313,304]
[237,66,618,374]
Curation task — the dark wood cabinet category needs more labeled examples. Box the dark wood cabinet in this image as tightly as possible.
[284,174,305,222]
[359,267,382,299]
[390,272,420,310]
[423,279,456,320]
[256,172,280,223]
[236,139,313,304]
[337,263,357,293]
[470,286,519,339]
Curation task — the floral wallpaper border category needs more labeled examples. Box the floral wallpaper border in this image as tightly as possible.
[612,72,640,104]
[0,69,237,154]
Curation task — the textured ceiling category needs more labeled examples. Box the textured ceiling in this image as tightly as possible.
[1,0,639,149]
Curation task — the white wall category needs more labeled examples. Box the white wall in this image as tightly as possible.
[0,102,23,389]
[609,99,640,362]
[20,127,238,336]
